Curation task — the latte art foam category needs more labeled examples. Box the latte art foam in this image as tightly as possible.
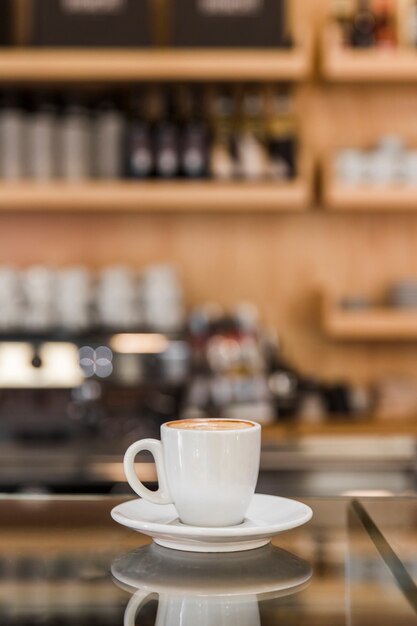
[167,419,254,431]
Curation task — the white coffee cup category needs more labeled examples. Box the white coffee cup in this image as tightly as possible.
[124,418,261,527]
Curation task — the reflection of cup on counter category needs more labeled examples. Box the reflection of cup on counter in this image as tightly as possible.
[112,542,312,626]
[111,544,312,608]
[124,591,260,626]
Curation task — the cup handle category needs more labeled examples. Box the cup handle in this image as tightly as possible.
[124,590,156,626]
[123,439,173,505]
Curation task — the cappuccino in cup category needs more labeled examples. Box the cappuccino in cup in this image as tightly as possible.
[124,418,261,527]
[167,418,254,430]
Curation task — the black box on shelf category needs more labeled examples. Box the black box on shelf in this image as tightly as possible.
[171,0,286,48]
[0,1,13,46]
[30,0,152,47]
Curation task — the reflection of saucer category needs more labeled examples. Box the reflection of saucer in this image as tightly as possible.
[111,494,313,552]
[111,543,313,600]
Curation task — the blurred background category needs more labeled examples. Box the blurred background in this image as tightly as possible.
[1,0,417,498]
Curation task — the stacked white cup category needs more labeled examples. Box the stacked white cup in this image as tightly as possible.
[140,265,185,332]
[97,266,139,329]
[22,266,56,330]
[0,266,21,331]
[55,267,91,331]
[402,151,417,185]
[0,263,186,333]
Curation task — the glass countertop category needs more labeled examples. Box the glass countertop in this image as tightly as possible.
[0,495,417,625]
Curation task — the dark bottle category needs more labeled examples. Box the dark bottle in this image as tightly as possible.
[154,89,180,179]
[352,0,376,47]
[179,86,209,179]
[126,90,154,179]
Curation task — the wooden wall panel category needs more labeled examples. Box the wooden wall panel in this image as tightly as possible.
[3,0,417,385]
[3,210,417,384]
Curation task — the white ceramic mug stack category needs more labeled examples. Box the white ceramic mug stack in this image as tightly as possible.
[140,265,185,332]
[22,266,56,330]
[55,267,91,331]
[124,418,261,528]
[0,267,21,330]
[97,266,139,329]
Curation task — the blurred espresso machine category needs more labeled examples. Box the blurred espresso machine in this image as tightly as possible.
[0,264,190,493]
[2,263,416,498]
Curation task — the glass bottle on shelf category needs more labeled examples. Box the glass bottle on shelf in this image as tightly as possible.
[351,0,376,47]
[331,0,354,46]
[154,88,180,179]
[126,89,154,179]
[94,94,125,179]
[266,89,298,181]
[262,331,303,421]
[236,86,268,180]
[58,95,92,180]
[178,85,209,179]
[26,92,58,180]
[210,86,236,180]
[0,92,26,180]
[374,0,396,47]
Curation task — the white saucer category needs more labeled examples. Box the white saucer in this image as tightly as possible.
[111,494,313,553]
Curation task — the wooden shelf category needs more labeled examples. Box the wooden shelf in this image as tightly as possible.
[324,182,417,212]
[322,27,417,82]
[0,180,310,212]
[322,157,417,211]
[322,298,417,340]
[0,46,311,82]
